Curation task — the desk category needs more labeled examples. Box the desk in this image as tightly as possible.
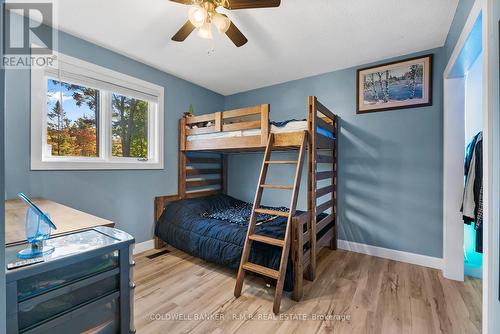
[5,198,114,246]
[5,227,134,333]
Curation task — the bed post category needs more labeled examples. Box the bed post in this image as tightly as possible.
[154,195,181,249]
[180,117,186,152]
[292,215,304,301]
[179,118,187,198]
[306,96,317,281]
[154,197,166,249]
[331,115,339,250]
[215,111,222,132]
[222,154,228,194]
[260,104,270,145]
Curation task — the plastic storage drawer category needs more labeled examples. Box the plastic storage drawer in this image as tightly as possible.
[18,274,119,331]
[17,251,119,301]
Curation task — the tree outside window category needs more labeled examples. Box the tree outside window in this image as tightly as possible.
[47,80,149,160]
[46,80,98,157]
[111,93,148,159]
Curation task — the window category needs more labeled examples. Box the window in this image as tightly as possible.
[31,52,164,170]
[46,80,99,158]
[111,93,148,159]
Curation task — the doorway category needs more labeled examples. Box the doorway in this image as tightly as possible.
[443,2,483,283]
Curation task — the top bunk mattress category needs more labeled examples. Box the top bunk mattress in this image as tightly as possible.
[186,119,334,141]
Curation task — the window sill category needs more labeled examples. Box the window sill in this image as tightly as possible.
[30,160,164,171]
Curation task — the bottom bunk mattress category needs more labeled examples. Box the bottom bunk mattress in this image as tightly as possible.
[155,194,298,291]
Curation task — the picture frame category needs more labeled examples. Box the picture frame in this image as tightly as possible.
[356,54,433,114]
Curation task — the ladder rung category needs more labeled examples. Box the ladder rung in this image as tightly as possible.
[265,160,298,164]
[249,234,285,247]
[242,262,279,279]
[254,208,289,217]
[260,184,293,190]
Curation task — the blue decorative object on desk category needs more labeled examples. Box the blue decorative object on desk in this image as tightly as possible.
[16,193,57,259]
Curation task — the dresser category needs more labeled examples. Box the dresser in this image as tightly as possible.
[5,227,135,333]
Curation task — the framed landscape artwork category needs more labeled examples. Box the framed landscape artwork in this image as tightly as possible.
[357,54,433,114]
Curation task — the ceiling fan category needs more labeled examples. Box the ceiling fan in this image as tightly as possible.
[170,0,281,47]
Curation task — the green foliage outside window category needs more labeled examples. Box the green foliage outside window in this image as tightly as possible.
[46,79,148,159]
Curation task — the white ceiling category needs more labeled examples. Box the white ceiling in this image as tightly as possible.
[52,0,458,96]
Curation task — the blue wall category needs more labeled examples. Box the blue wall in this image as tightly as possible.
[224,48,445,258]
[5,30,225,243]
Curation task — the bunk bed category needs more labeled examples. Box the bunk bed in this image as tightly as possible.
[154,96,339,305]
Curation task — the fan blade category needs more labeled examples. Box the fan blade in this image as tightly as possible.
[169,0,194,4]
[172,21,196,42]
[225,21,248,47]
[225,0,280,10]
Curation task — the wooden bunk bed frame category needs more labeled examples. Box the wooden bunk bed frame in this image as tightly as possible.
[154,96,338,301]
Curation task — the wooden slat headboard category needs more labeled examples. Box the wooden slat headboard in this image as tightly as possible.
[178,152,227,199]
[154,153,227,249]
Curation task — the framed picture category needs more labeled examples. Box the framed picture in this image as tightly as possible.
[357,54,433,114]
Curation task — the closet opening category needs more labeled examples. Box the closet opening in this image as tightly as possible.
[443,4,483,283]
[463,44,483,279]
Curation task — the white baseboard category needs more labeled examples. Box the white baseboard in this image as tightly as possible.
[337,239,443,270]
[132,238,443,270]
[133,239,155,255]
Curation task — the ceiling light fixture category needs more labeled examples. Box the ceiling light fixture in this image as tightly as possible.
[188,5,207,28]
[171,0,281,47]
[212,12,230,33]
[197,21,213,39]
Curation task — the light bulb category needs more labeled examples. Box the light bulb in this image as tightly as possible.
[188,5,207,28]
[197,21,213,39]
[212,13,231,33]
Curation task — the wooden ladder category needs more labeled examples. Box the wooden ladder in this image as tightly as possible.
[234,131,307,314]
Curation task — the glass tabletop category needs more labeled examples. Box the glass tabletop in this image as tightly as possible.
[6,229,120,267]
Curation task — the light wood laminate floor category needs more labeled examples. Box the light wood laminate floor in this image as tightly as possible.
[134,247,481,334]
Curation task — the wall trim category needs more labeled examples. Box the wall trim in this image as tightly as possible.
[483,0,500,332]
[133,238,444,269]
[133,239,155,255]
[442,76,466,281]
[338,239,444,270]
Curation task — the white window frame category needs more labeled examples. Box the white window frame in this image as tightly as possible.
[31,52,164,170]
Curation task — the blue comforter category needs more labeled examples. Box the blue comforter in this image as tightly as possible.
[155,194,296,291]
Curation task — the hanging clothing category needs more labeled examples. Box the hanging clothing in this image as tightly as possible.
[473,135,483,220]
[476,184,483,230]
[464,133,480,176]
[462,132,483,253]
[476,219,483,253]
[462,148,477,224]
